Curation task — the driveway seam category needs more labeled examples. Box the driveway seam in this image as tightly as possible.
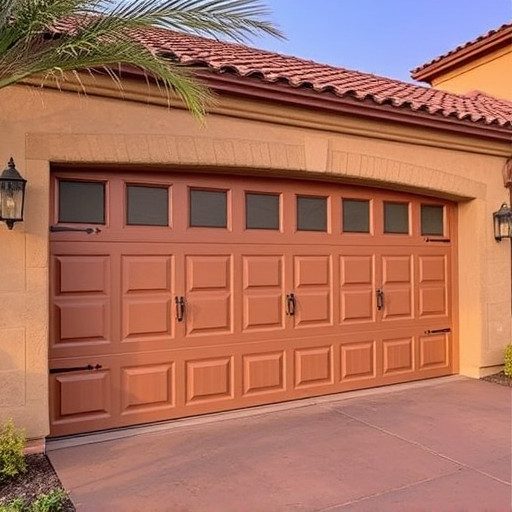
[315,469,465,511]
[324,405,511,487]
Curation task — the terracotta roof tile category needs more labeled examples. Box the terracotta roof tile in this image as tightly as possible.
[411,22,512,76]
[54,20,512,129]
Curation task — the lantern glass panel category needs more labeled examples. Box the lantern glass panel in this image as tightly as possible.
[0,181,24,220]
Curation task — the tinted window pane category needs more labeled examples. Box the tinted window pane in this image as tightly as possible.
[246,193,279,230]
[297,196,327,231]
[343,199,370,233]
[421,205,444,235]
[384,202,409,234]
[190,189,227,228]
[59,180,105,224]
[127,185,168,226]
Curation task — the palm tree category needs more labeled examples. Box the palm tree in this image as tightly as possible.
[0,0,283,118]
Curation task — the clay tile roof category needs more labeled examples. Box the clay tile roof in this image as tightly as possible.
[52,20,512,129]
[411,22,512,81]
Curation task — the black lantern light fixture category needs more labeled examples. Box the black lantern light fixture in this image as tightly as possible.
[493,202,512,242]
[0,158,27,230]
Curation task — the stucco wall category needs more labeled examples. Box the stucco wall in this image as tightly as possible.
[430,48,512,101]
[0,82,510,444]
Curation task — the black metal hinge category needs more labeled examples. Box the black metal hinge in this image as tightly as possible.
[50,364,103,374]
[424,238,451,243]
[50,226,101,234]
[424,328,451,335]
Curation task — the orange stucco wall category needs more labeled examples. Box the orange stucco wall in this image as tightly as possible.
[430,47,512,100]
[0,78,510,446]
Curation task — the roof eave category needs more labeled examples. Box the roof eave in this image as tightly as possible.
[197,70,512,144]
[411,25,512,83]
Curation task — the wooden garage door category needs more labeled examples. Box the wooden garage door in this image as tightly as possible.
[49,170,456,436]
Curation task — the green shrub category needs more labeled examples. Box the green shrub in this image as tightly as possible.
[30,490,67,512]
[0,490,67,512]
[504,344,512,378]
[0,419,26,481]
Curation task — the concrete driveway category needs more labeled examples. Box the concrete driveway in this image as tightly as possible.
[47,377,511,512]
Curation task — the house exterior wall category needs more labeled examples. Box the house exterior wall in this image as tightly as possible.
[428,47,512,100]
[0,81,510,446]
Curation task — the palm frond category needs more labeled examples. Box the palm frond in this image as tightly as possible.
[0,0,283,119]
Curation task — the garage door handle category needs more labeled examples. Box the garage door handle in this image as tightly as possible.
[175,296,185,322]
[286,293,296,316]
[376,288,385,310]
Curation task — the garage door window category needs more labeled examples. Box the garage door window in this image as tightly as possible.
[190,189,227,228]
[297,196,327,231]
[127,185,169,226]
[421,205,444,235]
[58,180,105,224]
[246,193,280,230]
[384,202,409,234]
[342,199,370,233]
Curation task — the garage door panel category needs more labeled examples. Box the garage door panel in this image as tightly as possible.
[55,255,110,294]
[120,363,175,414]
[122,255,172,292]
[294,291,331,327]
[294,346,333,388]
[243,351,285,396]
[340,340,376,381]
[54,301,110,344]
[381,287,413,320]
[186,295,232,335]
[418,255,448,318]
[122,299,172,339]
[185,356,234,404]
[52,370,111,421]
[243,255,284,331]
[383,337,414,375]
[419,333,450,370]
[186,255,231,291]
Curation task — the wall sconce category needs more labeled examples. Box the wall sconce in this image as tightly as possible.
[0,158,27,230]
[493,203,512,241]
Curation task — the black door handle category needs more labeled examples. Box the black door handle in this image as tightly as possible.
[286,293,296,316]
[376,288,385,310]
[175,296,185,322]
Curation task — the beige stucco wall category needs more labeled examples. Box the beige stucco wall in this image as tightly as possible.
[430,47,512,100]
[0,79,510,444]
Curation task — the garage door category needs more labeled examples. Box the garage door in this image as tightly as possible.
[49,170,455,436]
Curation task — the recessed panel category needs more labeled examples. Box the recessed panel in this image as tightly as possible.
[121,364,174,412]
[420,288,446,316]
[123,300,170,338]
[383,338,414,374]
[57,371,110,417]
[381,288,412,319]
[420,335,449,369]
[243,352,284,395]
[244,294,283,330]
[295,347,332,388]
[419,256,446,282]
[57,256,109,294]
[187,256,230,291]
[341,341,375,380]
[295,256,330,286]
[187,296,231,335]
[341,290,373,322]
[243,256,282,288]
[186,357,232,403]
[123,256,172,292]
[294,291,331,326]
[340,255,373,285]
[57,303,108,342]
[382,256,411,284]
